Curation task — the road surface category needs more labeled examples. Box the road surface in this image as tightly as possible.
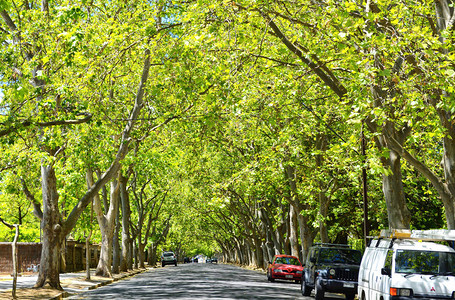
[67,263,346,299]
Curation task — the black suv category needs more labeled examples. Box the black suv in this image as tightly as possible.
[301,244,362,300]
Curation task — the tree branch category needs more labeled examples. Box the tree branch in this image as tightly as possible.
[383,129,452,202]
[20,178,43,220]
[0,217,14,229]
[0,113,93,138]
[63,49,151,236]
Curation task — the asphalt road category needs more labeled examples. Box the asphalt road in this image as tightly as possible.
[67,263,346,300]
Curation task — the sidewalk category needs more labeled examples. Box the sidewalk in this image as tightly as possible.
[0,268,150,299]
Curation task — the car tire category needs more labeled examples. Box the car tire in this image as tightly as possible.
[345,293,355,300]
[315,278,324,300]
[161,262,165,267]
[301,280,312,296]
[267,270,275,282]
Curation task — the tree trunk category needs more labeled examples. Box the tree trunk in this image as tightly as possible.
[441,136,455,228]
[35,165,63,290]
[96,179,120,277]
[148,243,158,267]
[112,206,121,273]
[289,204,300,257]
[85,236,91,280]
[133,239,138,269]
[138,243,146,268]
[274,224,284,255]
[297,212,314,263]
[12,225,19,299]
[380,147,411,229]
[253,237,264,269]
[97,230,113,277]
[120,174,131,271]
[285,161,316,261]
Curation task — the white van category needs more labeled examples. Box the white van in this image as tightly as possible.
[358,230,455,300]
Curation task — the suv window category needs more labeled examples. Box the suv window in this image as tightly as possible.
[318,248,362,265]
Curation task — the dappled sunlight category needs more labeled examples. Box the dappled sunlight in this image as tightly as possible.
[68,263,346,299]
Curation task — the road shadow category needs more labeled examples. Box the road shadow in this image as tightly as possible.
[68,263,347,300]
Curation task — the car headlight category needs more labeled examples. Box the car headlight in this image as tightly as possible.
[390,288,412,297]
[329,269,336,276]
[274,269,283,273]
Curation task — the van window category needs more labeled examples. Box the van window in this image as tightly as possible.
[395,250,455,275]
[384,250,393,269]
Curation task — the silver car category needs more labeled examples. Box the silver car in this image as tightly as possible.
[161,251,177,267]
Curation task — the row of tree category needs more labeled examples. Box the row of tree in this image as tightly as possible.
[0,0,453,291]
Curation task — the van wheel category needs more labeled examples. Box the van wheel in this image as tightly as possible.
[315,279,324,300]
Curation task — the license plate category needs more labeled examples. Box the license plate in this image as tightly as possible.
[285,275,293,279]
[343,282,355,288]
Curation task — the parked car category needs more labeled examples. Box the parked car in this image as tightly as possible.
[211,257,218,263]
[183,257,190,263]
[161,251,177,267]
[267,254,303,283]
[358,230,455,300]
[301,244,362,300]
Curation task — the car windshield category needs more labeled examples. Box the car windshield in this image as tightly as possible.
[395,250,455,275]
[318,248,362,265]
[275,257,300,266]
[163,252,174,257]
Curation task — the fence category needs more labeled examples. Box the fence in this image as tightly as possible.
[0,241,100,274]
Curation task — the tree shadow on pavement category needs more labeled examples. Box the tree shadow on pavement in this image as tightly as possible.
[68,263,345,300]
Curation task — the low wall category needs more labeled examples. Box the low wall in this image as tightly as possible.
[0,241,100,274]
[0,243,41,273]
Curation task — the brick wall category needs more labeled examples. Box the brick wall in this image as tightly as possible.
[0,242,100,274]
[0,243,41,273]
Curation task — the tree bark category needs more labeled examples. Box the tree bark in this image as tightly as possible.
[35,165,63,290]
[120,173,132,271]
[87,171,120,277]
[12,225,19,299]
[289,205,300,257]
[112,204,121,273]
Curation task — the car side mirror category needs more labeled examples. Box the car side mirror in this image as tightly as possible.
[381,267,391,277]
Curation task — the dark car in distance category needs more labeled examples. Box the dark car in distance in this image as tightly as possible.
[301,244,362,300]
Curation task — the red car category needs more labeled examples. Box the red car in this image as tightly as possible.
[267,254,303,283]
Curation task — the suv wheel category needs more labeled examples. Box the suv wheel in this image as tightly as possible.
[301,279,312,296]
[315,278,325,300]
[345,293,355,300]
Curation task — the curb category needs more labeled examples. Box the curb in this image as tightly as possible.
[49,269,148,300]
